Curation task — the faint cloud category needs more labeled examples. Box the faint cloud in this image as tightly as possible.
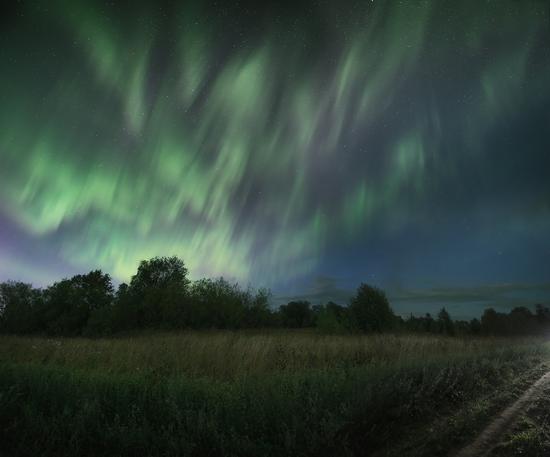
[389,282,550,319]
[389,282,550,303]
[274,275,354,306]
[274,281,550,318]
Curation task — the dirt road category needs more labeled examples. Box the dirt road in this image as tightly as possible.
[453,370,550,457]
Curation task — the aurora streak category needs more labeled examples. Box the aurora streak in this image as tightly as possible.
[1,0,549,315]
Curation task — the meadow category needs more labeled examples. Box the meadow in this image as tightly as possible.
[0,331,548,456]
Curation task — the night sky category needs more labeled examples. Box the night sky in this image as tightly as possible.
[1,0,549,317]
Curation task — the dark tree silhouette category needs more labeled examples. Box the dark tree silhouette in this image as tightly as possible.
[127,256,190,327]
[424,313,435,332]
[0,281,42,333]
[189,277,247,328]
[480,308,500,335]
[130,257,190,294]
[315,302,350,333]
[242,287,273,328]
[469,318,481,335]
[349,283,395,332]
[2,256,548,337]
[437,308,455,335]
[535,304,550,324]
[44,270,114,336]
[479,307,540,336]
[279,301,313,327]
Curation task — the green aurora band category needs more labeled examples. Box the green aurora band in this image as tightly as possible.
[0,0,549,287]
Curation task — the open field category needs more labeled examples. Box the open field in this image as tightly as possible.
[1,331,540,379]
[0,331,549,456]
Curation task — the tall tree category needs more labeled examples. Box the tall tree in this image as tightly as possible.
[44,270,114,336]
[437,307,455,335]
[127,256,190,327]
[349,283,395,332]
[0,281,42,333]
[279,301,313,328]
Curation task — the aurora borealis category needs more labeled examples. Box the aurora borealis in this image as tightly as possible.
[1,0,549,316]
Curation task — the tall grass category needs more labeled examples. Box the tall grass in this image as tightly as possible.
[0,331,548,456]
[0,331,542,379]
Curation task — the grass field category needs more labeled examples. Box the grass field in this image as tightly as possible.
[0,331,548,456]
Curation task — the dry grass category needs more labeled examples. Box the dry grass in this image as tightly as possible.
[0,331,548,456]
[0,330,542,379]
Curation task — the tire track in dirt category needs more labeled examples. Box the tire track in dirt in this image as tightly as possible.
[453,370,550,457]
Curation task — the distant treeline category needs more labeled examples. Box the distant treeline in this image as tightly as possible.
[0,256,548,337]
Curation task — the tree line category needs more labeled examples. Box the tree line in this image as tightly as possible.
[0,256,548,337]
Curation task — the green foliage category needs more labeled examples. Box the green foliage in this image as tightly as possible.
[0,281,42,333]
[130,256,190,294]
[1,256,548,337]
[125,256,191,328]
[43,270,114,336]
[437,307,455,335]
[279,301,313,327]
[84,305,115,336]
[189,277,247,328]
[480,306,546,336]
[0,332,546,457]
[242,287,274,328]
[349,283,395,332]
[315,302,350,334]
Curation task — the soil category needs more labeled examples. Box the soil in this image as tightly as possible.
[453,371,550,457]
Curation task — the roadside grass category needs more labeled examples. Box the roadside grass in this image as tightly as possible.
[489,382,550,457]
[384,360,550,457]
[0,331,548,456]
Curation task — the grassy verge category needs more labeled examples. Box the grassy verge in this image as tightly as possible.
[0,332,547,456]
[385,359,550,457]
[489,377,550,456]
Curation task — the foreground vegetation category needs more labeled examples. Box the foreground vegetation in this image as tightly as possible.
[489,380,550,456]
[0,331,549,456]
